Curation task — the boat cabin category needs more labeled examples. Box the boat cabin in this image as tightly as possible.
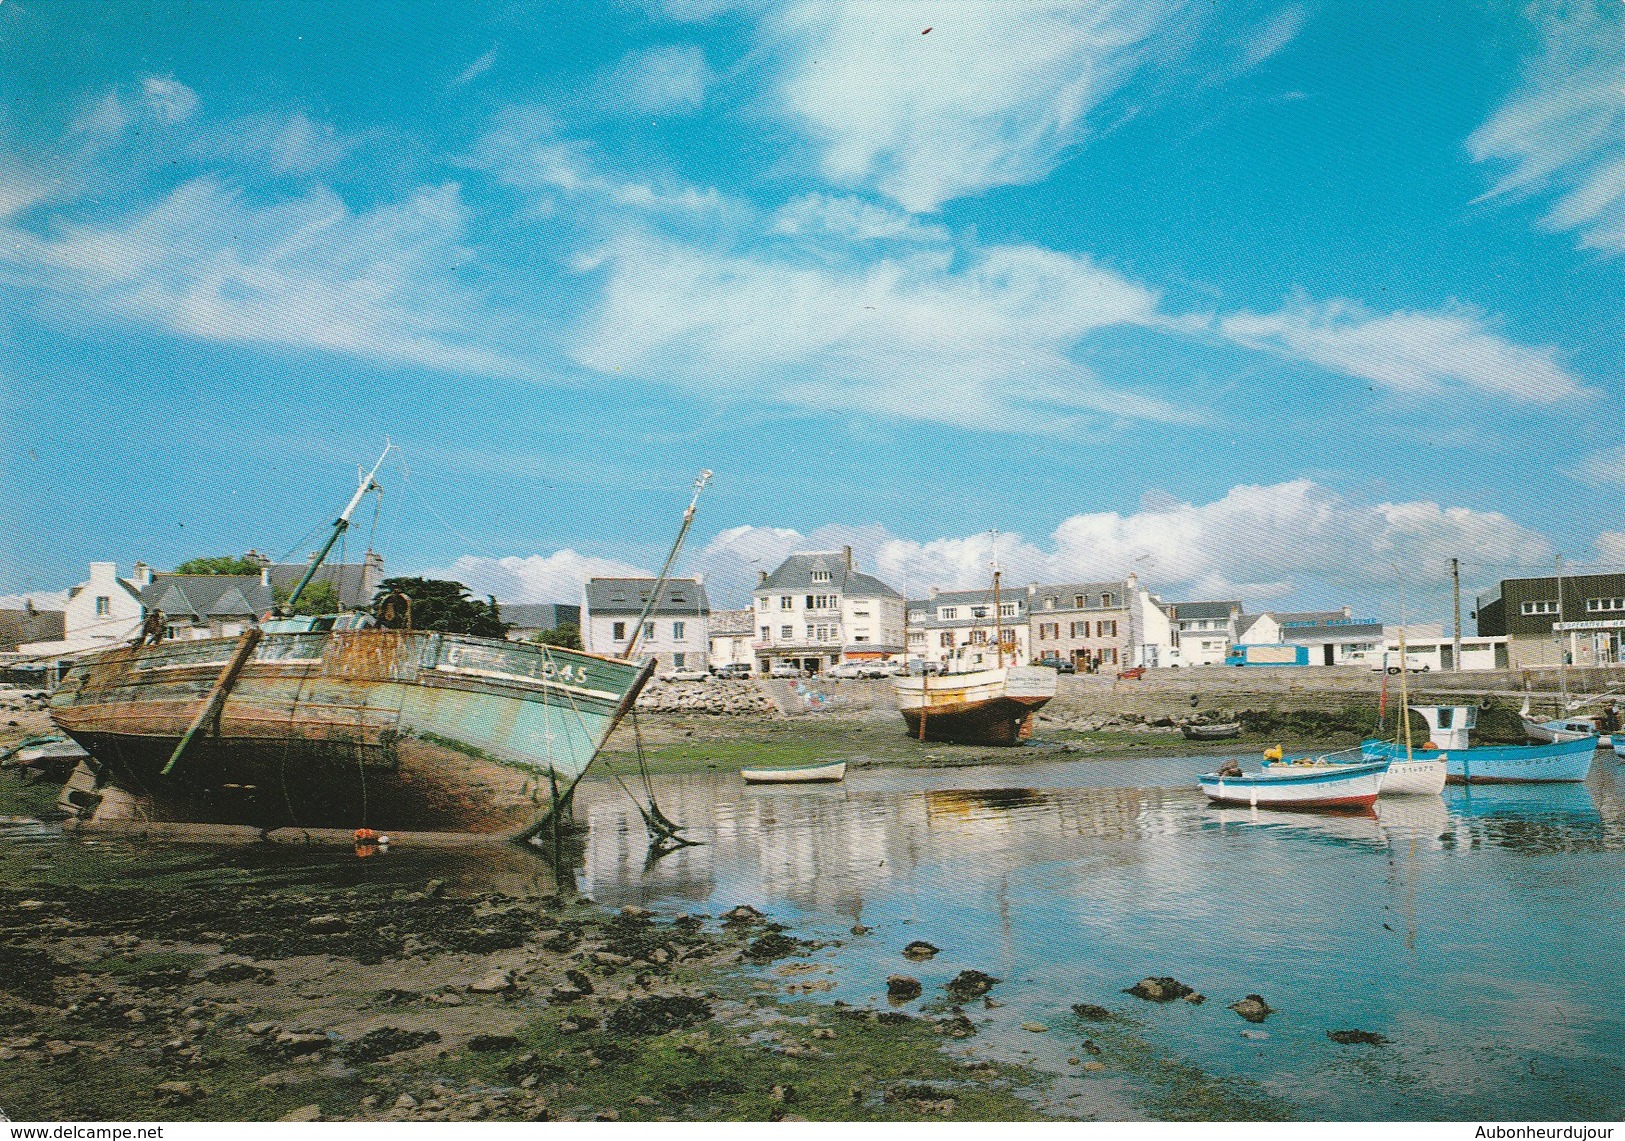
[1409,705,1476,750]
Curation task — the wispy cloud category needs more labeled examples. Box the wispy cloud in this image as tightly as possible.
[3,176,529,378]
[770,192,949,244]
[455,47,498,86]
[1219,296,1593,404]
[1565,443,1625,487]
[595,44,714,114]
[569,230,1190,429]
[141,75,199,124]
[1468,1,1625,253]
[426,550,651,602]
[758,0,1181,212]
[1234,5,1306,73]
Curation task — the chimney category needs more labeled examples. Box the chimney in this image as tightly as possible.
[1342,605,1352,619]
[1027,582,1037,597]
[261,568,271,587]
[132,561,153,588]
[843,545,853,572]
[758,569,769,585]
[929,586,939,598]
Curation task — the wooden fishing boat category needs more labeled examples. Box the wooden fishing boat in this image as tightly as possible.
[740,761,847,784]
[1181,722,1241,741]
[1360,705,1595,784]
[895,665,1056,746]
[1198,760,1389,810]
[47,450,706,839]
[1266,749,1444,796]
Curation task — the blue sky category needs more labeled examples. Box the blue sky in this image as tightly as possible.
[2,0,1622,619]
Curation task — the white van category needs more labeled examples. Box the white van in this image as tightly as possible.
[1371,650,1430,675]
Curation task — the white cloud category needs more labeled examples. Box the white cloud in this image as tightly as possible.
[1219,296,1593,405]
[1596,531,1625,565]
[598,45,714,114]
[141,76,199,124]
[455,48,498,86]
[1468,2,1625,253]
[683,481,1554,615]
[0,590,70,612]
[571,230,1190,429]
[760,0,1181,211]
[3,176,528,378]
[771,192,949,244]
[1565,444,1625,487]
[428,551,651,603]
[1234,5,1306,73]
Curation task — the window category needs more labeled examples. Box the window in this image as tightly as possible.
[1522,600,1559,615]
[644,622,656,640]
[781,625,793,639]
[761,626,771,641]
[1587,597,1625,612]
[854,633,869,642]
[674,652,686,668]
[1070,621,1089,638]
[806,594,838,610]
[939,632,954,648]
[1101,593,1115,607]
[96,596,111,616]
[970,629,988,644]
[971,606,988,619]
[1044,596,1056,609]
[1039,622,1058,640]
[781,595,795,610]
[854,609,869,618]
[1105,648,1118,665]
[812,569,831,583]
[757,597,768,610]
[1099,620,1118,637]
[999,602,1017,618]
[939,607,958,620]
[999,631,1016,647]
[1074,594,1086,607]
[909,630,925,644]
[673,621,686,641]
[612,621,626,642]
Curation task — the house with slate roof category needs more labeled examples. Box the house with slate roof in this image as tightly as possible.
[751,548,904,674]
[0,602,65,653]
[140,573,277,641]
[1163,599,1244,666]
[583,578,709,673]
[497,603,581,642]
[707,608,757,671]
[249,549,384,610]
[907,584,1034,670]
[18,561,148,654]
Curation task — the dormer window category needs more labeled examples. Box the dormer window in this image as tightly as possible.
[1074,595,1085,607]
[811,569,831,583]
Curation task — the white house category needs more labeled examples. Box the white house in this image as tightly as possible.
[19,561,147,655]
[1164,599,1243,666]
[907,585,1033,670]
[752,548,904,674]
[707,608,756,671]
[584,577,709,673]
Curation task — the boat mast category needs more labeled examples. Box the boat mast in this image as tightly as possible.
[283,441,393,612]
[623,470,712,659]
[1555,553,1569,711]
[1397,577,1413,763]
[991,530,1005,668]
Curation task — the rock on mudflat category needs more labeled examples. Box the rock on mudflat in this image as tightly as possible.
[943,970,1000,1002]
[1124,977,1195,1002]
[1071,1003,1115,1021]
[1327,1029,1389,1046]
[901,941,940,961]
[887,976,923,1001]
[468,969,514,994]
[1228,995,1272,1023]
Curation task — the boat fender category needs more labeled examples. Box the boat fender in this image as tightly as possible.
[1263,745,1283,762]
[354,827,379,843]
[1422,741,1438,751]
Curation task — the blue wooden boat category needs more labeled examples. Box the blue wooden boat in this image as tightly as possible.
[1198,759,1389,810]
[1360,704,1595,785]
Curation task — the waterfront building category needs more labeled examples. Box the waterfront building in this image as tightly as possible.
[139,573,276,640]
[1276,609,1385,667]
[583,577,710,673]
[0,601,65,653]
[497,602,581,642]
[1164,599,1244,666]
[1027,580,1133,671]
[707,608,756,670]
[1475,571,1625,668]
[18,561,147,654]
[907,584,1033,670]
[753,548,904,675]
[252,549,385,610]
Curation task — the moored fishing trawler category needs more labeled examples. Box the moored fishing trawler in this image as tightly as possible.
[893,542,1056,746]
[1361,705,1596,784]
[48,450,709,837]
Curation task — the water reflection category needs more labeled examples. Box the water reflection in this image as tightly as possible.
[572,756,1625,1120]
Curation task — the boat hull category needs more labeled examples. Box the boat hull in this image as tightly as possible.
[49,630,652,833]
[1182,723,1241,740]
[1199,762,1388,810]
[1362,736,1595,784]
[740,762,847,784]
[1521,716,1597,744]
[894,666,1056,746]
[1377,758,1447,796]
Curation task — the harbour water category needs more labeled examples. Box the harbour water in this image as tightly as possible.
[573,753,1625,1120]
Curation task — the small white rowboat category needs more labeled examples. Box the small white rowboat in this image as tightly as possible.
[1199,760,1388,810]
[740,761,847,784]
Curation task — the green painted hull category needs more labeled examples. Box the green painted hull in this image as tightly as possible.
[51,630,653,834]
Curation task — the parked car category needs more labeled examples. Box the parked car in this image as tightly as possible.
[710,662,752,679]
[1036,657,1076,674]
[661,667,710,683]
[769,661,805,679]
[1117,666,1147,680]
[908,661,943,676]
[827,661,869,679]
[865,661,904,678]
[1370,651,1430,675]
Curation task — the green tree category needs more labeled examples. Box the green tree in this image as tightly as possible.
[373,577,509,638]
[272,578,341,616]
[174,555,263,575]
[529,622,583,649]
